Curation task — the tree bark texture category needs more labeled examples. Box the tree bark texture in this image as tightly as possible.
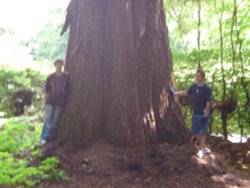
[55,0,189,146]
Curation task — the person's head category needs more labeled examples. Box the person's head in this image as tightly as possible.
[54,59,64,72]
[195,69,205,84]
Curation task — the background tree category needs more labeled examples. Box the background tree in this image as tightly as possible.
[54,0,190,146]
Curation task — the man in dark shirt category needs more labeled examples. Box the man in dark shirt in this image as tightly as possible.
[173,69,212,158]
[40,59,70,145]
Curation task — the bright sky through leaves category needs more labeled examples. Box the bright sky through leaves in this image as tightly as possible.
[0,0,69,71]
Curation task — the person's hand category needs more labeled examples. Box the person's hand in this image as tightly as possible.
[168,87,175,96]
[201,110,209,124]
[42,93,47,110]
[203,109,209,117]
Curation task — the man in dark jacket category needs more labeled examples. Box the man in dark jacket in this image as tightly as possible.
[172,69,212,158]
[40,59,70,145]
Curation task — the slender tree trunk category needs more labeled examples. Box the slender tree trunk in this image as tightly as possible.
[208,74,215,136]
[197,0,201,69]
[234,0,250,136]
[230,0,237,77]
[238,118,243,143]
[167,0,185,39]
[216,0,228,139]
[218,0,226,102]
[221,112,228,140]
[55,0,189,147]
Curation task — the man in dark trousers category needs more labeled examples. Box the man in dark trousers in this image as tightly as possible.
[172,69,212,158]
[40,59,70,145]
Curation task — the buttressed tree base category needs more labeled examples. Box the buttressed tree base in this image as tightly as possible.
[55,0,189,147]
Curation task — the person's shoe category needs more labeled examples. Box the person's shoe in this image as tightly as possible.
[197,147,211,158]
[203,147,211,155]
[197,149,204,158]
[40,140,47,146]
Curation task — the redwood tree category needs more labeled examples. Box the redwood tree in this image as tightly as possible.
[55,0,189,146]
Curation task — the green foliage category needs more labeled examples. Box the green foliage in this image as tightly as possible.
[0,68,46,116]
[28,8,69,61]
[0,121,66,187]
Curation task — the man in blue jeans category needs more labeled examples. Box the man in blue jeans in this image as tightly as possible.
[40,59,70,145]
[172,69,212,158]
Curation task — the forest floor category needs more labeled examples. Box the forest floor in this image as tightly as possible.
[39,137,250,188]
[1,115,250,188]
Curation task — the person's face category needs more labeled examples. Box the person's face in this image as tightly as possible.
[195,72,204,83]
[55,62,63,72]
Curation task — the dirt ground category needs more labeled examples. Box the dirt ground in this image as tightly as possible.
[208,136,250,171]
[38,137,250,188]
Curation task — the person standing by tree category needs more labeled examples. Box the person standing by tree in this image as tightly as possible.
[40,59,70,145]
[171,69,212,158]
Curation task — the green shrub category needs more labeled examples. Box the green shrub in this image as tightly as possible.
[0,68,46,116]
[0,121,67,187]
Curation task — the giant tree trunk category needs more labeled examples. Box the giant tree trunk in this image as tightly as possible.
[55,0,189,146]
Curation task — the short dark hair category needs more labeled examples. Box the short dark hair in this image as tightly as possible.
[54,59,64,66]
[196,69,205,78]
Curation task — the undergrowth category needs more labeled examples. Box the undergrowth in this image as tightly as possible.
[0,118,67,187]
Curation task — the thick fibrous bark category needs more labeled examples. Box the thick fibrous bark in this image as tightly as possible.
[55,0,189,146]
